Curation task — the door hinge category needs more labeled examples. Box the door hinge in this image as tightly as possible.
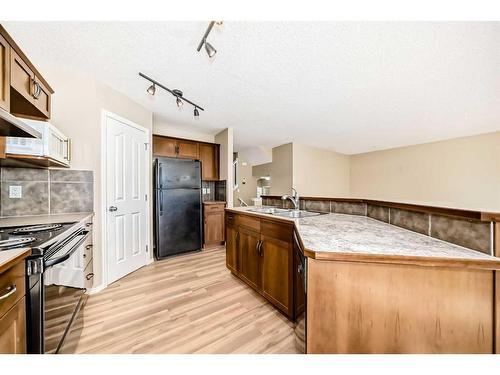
[27,258,43,276]
[145,194,148,201]
[145,143,149,150]
[145,245,149,253]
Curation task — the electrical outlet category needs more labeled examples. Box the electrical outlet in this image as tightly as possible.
[9,185,22,199]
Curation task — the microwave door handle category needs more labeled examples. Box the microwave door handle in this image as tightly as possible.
[44,230,90,268]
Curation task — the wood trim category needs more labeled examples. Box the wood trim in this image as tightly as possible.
[495,270,499,354]
[0,25,54,93]
[261,195,498,222]
[1,153,70,168]
[307,258,495,353]
[306,248,500,270]
[0,137,5,159]
[495,222,500,258]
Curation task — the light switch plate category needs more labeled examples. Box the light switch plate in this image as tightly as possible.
[9,185,22,199]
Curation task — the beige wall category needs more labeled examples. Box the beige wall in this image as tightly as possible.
[350,132,500,211]
[293,143,350,198]
[269,143,293,196]
[215,128,234,208]
[153,117,215,143]
[253,162,272,178]
[43,64,153,290]
[233,152,258,206]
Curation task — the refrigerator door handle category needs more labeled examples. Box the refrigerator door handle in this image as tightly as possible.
[158,163,163,189]
[159,191,164,216]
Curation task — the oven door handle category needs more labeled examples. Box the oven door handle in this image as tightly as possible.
[44,230,90,268]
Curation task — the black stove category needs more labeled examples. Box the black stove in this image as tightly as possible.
[0,222,77,253]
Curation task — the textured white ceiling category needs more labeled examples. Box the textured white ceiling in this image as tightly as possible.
[4,22,500,154]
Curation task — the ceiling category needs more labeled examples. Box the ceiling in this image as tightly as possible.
[4,21,500,155]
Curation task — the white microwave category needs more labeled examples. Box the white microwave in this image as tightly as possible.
[6,119,71,166]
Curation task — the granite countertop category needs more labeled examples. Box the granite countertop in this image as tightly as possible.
[0,248,31,273]
[0,212,94,228]
[227,206,500,267]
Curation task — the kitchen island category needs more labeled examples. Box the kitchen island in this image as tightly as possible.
[225,206,500,354]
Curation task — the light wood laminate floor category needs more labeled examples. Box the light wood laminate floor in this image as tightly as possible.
[67,247,298,354]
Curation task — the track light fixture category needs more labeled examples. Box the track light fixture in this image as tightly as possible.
[147,83,156,95]
[197,21,222,58]
[139,72,204,117]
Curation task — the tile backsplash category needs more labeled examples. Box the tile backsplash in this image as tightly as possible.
[0,167,94,217]
[202,180,226,202]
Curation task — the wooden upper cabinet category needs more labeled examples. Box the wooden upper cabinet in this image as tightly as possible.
[199,142,219,181]
[177,139,199,159]
[153,136,177,157]
[153,135,220,181]
[0,25,53,120]
[0,33,10,112]
[32,77,50,118]
[10,49,34,105]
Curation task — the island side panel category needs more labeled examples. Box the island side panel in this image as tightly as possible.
[307,258,494,353]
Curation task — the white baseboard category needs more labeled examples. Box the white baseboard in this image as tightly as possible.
[86,283,107,295]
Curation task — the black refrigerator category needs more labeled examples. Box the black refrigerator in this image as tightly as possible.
[153,157,202,259]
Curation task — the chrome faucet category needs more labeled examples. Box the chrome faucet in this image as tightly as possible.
[281,188,300,210]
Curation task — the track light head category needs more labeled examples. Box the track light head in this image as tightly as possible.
[176,97,183,108]
[194,107,200,117]
[147,84,156,95]
[204,39,217,58]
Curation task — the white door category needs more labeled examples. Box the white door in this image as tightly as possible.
[105,112,149,284]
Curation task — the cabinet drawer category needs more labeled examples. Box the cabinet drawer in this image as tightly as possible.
[204,203,225,213]
[261,220,293,243]
[239,215,260,232]
[0,297,26,354]
[0,261,25,319]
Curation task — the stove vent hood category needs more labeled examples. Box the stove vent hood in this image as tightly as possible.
[0,108,42,138]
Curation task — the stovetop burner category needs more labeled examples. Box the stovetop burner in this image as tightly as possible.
[0,237,37,249]
[10,224,63,235]
[0,222,77,252]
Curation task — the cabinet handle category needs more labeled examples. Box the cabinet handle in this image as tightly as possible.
[85,222,93,227]
[65,139,72,162]
[86,273,94,280]
[0,284,17,301]
[259,240,264,257]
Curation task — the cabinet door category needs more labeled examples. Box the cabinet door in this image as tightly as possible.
[0,33,10,111]
[199,143,219,180]
[10,49,34,104]
[153,136,177,157]
[225,224,238,273]
[32,76,50,119]
[261,234,293,316]
[0,298,26,354]
[204,210,224,245]
[238,227,262,290]
[177,139,199,159]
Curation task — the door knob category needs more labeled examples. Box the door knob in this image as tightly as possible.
[109,206,118,212]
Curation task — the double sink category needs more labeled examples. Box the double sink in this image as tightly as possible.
[247,207,325,219]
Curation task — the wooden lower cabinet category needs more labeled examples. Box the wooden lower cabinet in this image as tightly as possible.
[307,259,496,354]
[238,227,262,290]
[224,211,294,319]
[261,234,293,316]
[225,223,239,273]
[203,202,226,248]
[0,297,26,354]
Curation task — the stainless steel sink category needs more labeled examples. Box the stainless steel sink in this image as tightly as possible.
[247,207,324,218]
[272,210,323,218]
[247,207,290,215]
